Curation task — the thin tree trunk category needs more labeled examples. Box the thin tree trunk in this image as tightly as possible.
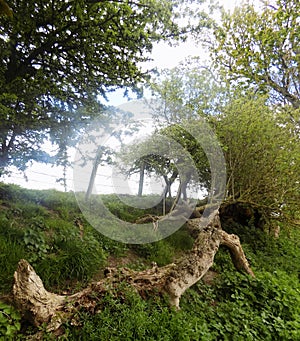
[169,170,178,198]
[163,175,171,199]
[170,182,182,212]
[138,162,145,197]
[85,147,102,200]
[181,181,187,201]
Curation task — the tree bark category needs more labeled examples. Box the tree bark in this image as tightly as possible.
[219,230,254,277]
[85,147,103,201]
[13,259,66,329]
[12,210,254,333]
[138,161,145,197]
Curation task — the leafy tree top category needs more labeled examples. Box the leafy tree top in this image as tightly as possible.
[0,0,207,174]
[210,0,300,109]
[2,0,204,100]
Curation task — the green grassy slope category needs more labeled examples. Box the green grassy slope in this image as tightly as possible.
[0,183,299,340]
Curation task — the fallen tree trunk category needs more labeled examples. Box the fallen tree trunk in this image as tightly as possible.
[12,209,254,333]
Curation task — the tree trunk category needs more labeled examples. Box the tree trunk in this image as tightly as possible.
[170,182,182,212]
[181,180,188,201]
[12,210,254,333]
[163,175,171,199]
[138,161,145,197]
[85,147,103,201]
[163,170,178,199]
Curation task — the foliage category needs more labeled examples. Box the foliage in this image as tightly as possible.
[0,183,108,292]
[150,58,300,220]
[132,226,194,266]
[143,58,230,198]
[55,285,216,341]
[36,237,106,289]
[117,121,213,202]
[122,153,178,197]
[0,0,12,17]
[206,270,300,340]
[0,235,28,292]
[101,194,169,219]
[150,57,230,119]
[23,227,49,263]
[161,124,211,191]
[216,93,300,216]
[210,0,300,109]
[0,301,21,339]
[0,0,208,175]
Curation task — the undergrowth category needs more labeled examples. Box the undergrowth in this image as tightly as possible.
[0,183,299,340]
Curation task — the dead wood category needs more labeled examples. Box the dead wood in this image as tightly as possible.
[13,260,66,329]
[12,209,254,333]
[219,230,255,277]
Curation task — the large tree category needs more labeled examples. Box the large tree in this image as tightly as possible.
[205,0,300,221]
[216,93,300,220]
[0,0,207,175]
[150,59,300,223]
[210,0,300,110]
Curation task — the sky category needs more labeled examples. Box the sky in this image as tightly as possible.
[2,0,253,193]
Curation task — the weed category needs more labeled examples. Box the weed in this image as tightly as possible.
[23,228,49,263]
[0,301,21,339]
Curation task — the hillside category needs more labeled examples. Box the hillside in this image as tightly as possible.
[0,183,299,340]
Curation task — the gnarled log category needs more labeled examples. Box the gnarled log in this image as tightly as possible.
[219,230,254,277]
[13,259,66,329]
[12,210,254,332]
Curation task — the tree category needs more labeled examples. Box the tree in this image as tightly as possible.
[150,59,300,224]
[150,57,229,120]
[148,59,228,202]
[121,152,178,198]
[216,93,300,220]
[205,0,300,222]
[210,0,300,110]
[116,122,211,207]
[161,124,211,200]
[0,0,207,175]
[126,155,170,197]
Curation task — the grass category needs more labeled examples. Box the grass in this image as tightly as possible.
[0,182,299,340]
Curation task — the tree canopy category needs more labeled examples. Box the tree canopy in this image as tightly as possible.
[210,0,300,109]
[217,93,300,217]
[149,57,300,221]
[0,0,206,174]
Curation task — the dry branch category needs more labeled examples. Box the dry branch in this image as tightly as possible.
[12,210,254,333]
[219,230,255,277]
